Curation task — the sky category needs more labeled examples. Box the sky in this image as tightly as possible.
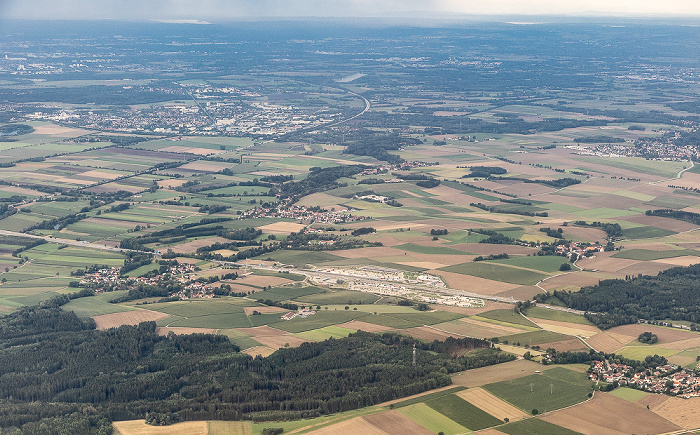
[2,0,700,21]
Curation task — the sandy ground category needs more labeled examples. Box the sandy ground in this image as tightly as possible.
[257,221,307,234]
[648,396,700,429]
[456,388,528,422]
[541,393,681,435]
[653,255,700,266]
[92,310,169,330]
[242,346,276,357]
[606,323,698,344]
[431,270,519,294]
[113,420,207,435]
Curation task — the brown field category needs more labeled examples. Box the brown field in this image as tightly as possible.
[157,145,224,155]
[623,214,699,232]
[242,346,276,357]
[667,354,697,367]
[241,326,314,350]
[374,223,427,232]
[606,323,698,344]
[529,318,600,338]
[496,285,542,300]
[156,327,217,335]
[33,124,89,136]
[92,309,168,330]
[586,331,631,353]
[243,306,288,315]
[158,178,189,188]
[257,221,307,234]
[235,325,286,335]
[169,237,231,254]
[306,410,433,435]
[113,420,207,435]
[540,272,607,290]
[431,270,518,294]
[654,255,700,266]
[637,393,670,409]
[432,318,523,339]
[541,393,681,435]
[650,397,700,429]
[456,387,528,422]
[431,301,512,316]
[337,320,396,333]
[473,430,508,435]
[178,161,230,172]
[451,359,554,388]
[396,261,448,269]
[236,274,294,288]
[244,328,311,349]
[560,226,608,242]
[663,336,700,350]
[616,262,675,277]
[79,169,123,180]
[83,217,150,228]
[577,252,641,273]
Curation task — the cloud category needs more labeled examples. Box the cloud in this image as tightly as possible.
[2,0,700,21]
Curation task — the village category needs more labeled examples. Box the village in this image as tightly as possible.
[240,203,369,224]
[74,262,224,300]
[588,360,700,399]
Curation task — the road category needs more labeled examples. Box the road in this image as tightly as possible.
[0,229,146,255]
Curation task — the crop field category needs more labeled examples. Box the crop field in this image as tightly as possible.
[253,285,327,302]
[484,367,594,414]
[489,255,572,273]
[397,403,468,435]
[497,418,582,435]
[541,392,682,435]
[523,307,594,325]
[295,290,381,305]
[425,394,502,430]
[62,292,136,317]
[474,309,540,329]
[439,262,549,285]
[295,325,356,341]
[272,310,367,333]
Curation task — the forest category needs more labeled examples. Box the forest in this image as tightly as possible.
[541,264,700,329]
[0,295,513,434]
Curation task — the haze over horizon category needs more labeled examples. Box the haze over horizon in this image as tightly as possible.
[2,0,700,22]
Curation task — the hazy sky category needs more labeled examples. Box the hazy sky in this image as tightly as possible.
[2,0,700,21]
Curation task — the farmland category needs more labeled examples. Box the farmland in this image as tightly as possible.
[2,18,700,435]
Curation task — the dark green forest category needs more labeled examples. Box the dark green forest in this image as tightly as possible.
[540,264,700,329]
[0,296,513,434]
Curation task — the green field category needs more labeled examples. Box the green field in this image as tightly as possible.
[439,262,549,285]
[251,269,306,281]
[476,309,540,328]
[608,387,650,402]
[499,330,570,346]
[218,329,262,350]
[397,403,468,435]
[272,310,366,333]
[425,394,502,430]
[617,346,679,360]
[484,367,593,414]
[295,325,356,341]
[295,290,381,305]
[61,292,136,317]
[497,418,582,435]
[490,255,572,273]
[622,226,676,239]
[254,286,327,302]
[524,307,594,325]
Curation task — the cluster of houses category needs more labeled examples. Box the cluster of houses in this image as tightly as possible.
[589,360,700,398]
[360,160,435,177]
[555,242,604,259]
[280,308,316,321]
[241,204,368,224]
[77,263,223,300]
